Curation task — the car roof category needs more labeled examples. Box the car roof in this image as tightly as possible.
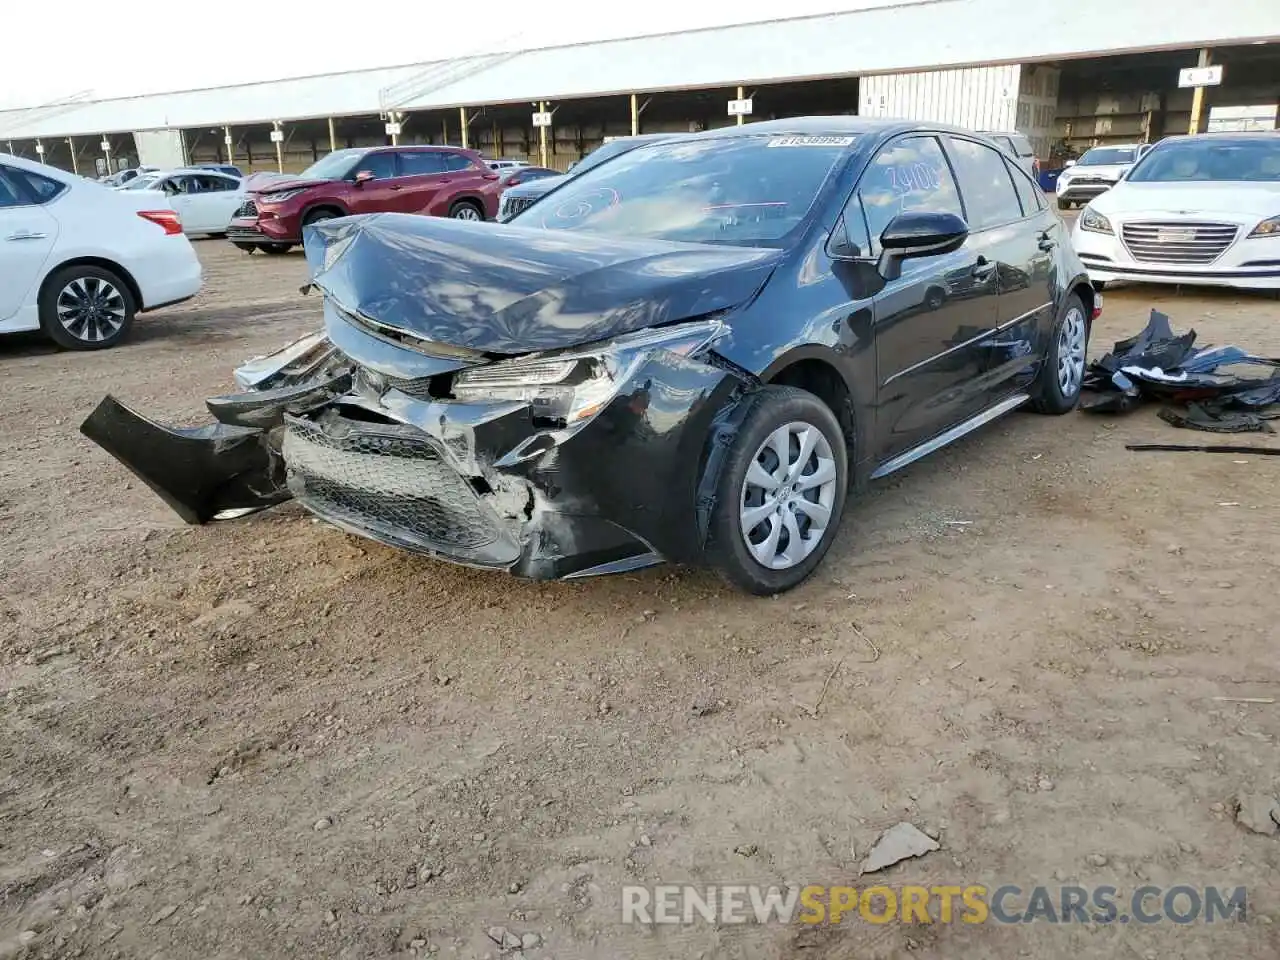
[675,116,987,144]
[151,168,240,178]
[1158,131,1280,142]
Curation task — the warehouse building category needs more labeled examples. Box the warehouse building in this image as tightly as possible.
[1,0,1276,179]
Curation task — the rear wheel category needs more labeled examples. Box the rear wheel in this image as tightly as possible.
[260,243,293,255]
[448,200,484,222]
[39,264,136,351]
[705,386,848,595]
[1029,294,1089,415]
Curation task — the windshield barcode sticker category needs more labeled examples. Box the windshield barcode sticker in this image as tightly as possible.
[767,136,857,148]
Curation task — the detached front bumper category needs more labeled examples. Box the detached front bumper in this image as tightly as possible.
[82,320,749,581]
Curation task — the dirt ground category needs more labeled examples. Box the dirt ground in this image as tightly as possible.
[2,231,1279,960]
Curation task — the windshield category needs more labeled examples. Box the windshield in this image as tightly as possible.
[517,135,852,246]
[299,149,364,180]
[1080,147,1137,166]
[123,174,161,190]
[1127,138,1280,183]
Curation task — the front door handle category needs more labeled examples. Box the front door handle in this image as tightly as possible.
[971,256,997,281]
[7,231,47,241]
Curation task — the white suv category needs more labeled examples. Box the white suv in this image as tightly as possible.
[0,154,203,350]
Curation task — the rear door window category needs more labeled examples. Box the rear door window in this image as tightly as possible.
[443,153,483,172]
[397,151,448,176]
[944,136,1024,229]
[857,135,965,252]
[1004,158,1044,215]
[0,168,30,207]
[11,168,67,203]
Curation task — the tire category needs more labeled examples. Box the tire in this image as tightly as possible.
[39,264,136,351]
[705,386,849,595]
[448,200,484,222]
[1029,293,1089,415]
[303,209,339,228]
[232,242,257,253]
[260,243,293,255]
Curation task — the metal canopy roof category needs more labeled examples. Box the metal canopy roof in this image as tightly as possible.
[1,0,1275,140]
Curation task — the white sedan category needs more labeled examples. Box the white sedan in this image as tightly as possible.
[0,153,202,350]
[1072,132,1280,290]
[124,169,245,236]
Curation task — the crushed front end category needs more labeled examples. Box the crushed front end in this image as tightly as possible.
[82,216,759,580]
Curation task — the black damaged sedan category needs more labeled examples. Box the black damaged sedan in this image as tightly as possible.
[83,118,1098,594]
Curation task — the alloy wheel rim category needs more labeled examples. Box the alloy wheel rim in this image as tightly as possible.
[57,277,126,342]
[454,206,481,221]
[1057,306,1086,397]
[739,421,838,571]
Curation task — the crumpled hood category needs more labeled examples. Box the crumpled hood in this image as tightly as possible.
[303,212,782,354]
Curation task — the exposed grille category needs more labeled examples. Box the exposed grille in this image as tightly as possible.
[282,414,498,553]
[500,195,538,220]
[1121,220,1238,265]
[235,199,258,218]
[1068,176,1114,187]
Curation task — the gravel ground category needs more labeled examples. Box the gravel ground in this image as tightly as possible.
[1,233,1278,960]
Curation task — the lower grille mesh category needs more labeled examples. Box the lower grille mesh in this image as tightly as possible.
[283,415,497,551]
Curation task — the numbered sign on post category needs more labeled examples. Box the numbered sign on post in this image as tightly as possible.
[532,112,553,128]
[727,98,753,117]
[270,130,284,143]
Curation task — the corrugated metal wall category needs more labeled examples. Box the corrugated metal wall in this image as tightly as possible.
[859,66,1021,131]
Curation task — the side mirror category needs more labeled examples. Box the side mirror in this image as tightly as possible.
[1063,159,1077,168]
[353,170,375,186]
[876,211,969,282]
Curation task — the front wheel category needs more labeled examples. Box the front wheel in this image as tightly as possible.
[705,386,849,595]
[1029,294,1089,415]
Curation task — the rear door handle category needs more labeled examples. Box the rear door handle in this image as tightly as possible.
[7,231,47,241]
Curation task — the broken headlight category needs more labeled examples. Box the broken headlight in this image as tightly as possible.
[234,331,339,391]
[451,319,726,425]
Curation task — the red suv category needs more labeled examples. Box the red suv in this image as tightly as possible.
[227,146,501,254]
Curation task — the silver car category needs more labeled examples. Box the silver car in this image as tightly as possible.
[1054,143,1153,210]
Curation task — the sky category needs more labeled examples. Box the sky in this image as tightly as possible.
[1,0,902,109]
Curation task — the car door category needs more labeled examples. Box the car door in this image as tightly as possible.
[0,166,59,323]
[161,175,206,233]
[393,150,450,214]
[852,134,1001,460]
[344,151,402,214]
[942,135,1057,398]
[193,173,243,232]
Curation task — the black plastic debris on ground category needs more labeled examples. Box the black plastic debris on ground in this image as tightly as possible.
[1081,309,1280,433]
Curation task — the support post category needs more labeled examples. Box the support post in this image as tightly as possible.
[273,121,284,173]
[630,93,639,137]
[460,107,469,149]
[35,139,45,164]
[441,117,448,146]
[67,138,78,175]
[1187,48,1213,136]
[328,117,337,152]
[224,126,234,166]
[539,101,549,168]
[102,136,112,174]
[737,86,745,125]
